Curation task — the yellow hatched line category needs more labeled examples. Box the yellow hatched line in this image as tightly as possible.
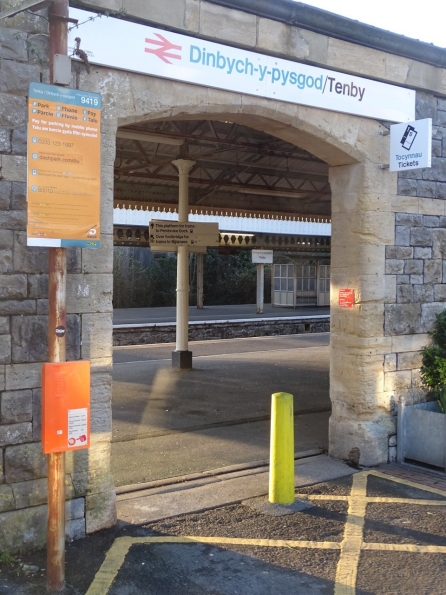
[86,537,133,595]
[334,472,368,595]
[363,543,446,554]
[296,494,446,505]
[369,470,446,497]
[128,535,341,549]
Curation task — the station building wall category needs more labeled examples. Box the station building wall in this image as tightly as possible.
[0,0,444,550]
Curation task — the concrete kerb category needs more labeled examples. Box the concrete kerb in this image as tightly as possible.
[115,453,356,526]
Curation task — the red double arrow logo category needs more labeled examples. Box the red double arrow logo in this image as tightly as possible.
[145,33,182,64]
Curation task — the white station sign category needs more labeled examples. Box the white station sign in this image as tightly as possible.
[69,8,415,123]
[252,249,273,264]
[149,220,219,247]
[389,118,432,172]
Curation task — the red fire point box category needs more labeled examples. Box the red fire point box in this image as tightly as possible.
[42,361,90,454]
[338,288,355,308]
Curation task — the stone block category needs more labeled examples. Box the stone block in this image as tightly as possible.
[11,181,26,210]
[397,351,423,370]
[0,60,40,95]
[36,300,48,315]
[413,284,433,303]
[421,302,446,333]
[413,247,431,259]
[11,128,26,155]
[0,250,13,274]
[432,228,446,258]
[0,155,26,182]
[82,234,113,274]
[0,182,10,211]
[423,215,441,228]
[395,226,410,246]
[1,389,32,423]
[67,247,82,274]
[27,274,48,299]
[396,274,410,284]
[410,274,423,285]
[438,183,446,199]
[417,180,437,198]
[424,259,442,283]
[81,313,113,361]
[396,284,413,304]
[5,363,42,390]
[0,209,26,230]
[90,401,112,434]
[384,303,421,336]
[0,485,14,512]
[0,422,32,447]
[13,232,48,273]
[67,273,113,314]
[385,246,412,259]
[0,274,26,299]
[86,489,116,534]
[329,415,395,467]
[32,387,41,441]
[416,92,437,120]
[0,300,36,316]
[419,197,445,216]
[410,227,433,247]
[433,139,442,158]
[91,372,112,405]
[11,314,81,363]
[395,213,423,226]
[0,93,26,127]
[12,475,74,509]
[397,178,417,196]
[0,228,14,251]
[0,317,9,334]
[0,127,11,153]
[388,446,397,463]
[422,157,446,182]
[4,442,47,482]
[434,284,446,301]
[66,517,86,542]
[0,504,47,552]
[199,1,257,47]
[403,259,423,275]
[384,353,396,372]
[384,370,412,391]
[385,259,404,274]
[0,28,27,61]
[0,335,11,364]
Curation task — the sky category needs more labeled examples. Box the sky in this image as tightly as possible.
[295,1,445,49]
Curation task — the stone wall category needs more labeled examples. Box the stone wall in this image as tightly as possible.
[0,9,115,551]
[384,92,446,461]
[113,317,330,346]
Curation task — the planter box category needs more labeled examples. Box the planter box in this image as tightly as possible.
[398,401,446,469]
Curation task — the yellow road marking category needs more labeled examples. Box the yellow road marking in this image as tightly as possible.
[370,470,446,497]
[334,473,368,595]
[86,537,133,595]
[86,470,446,595]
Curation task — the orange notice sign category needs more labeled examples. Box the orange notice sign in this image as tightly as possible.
[27,82,101,248]
[42,361,90,454]
[338,288,355,308]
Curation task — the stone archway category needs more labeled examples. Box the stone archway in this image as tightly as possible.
[93,67,397,467]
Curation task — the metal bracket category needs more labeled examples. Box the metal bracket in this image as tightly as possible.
[379,130,390,136]
[378,164,389,169]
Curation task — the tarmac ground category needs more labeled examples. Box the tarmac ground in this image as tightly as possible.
[1,460,446,595]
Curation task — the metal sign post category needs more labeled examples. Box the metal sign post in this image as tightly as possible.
[47,1,68,591]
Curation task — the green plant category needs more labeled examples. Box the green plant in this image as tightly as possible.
[420,310,446,413]
[0,552,17,566]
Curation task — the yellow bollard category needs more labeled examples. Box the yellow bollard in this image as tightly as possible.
[269,392,295,504]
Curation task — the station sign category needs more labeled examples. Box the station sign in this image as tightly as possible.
[27,82,101,248]
[389,118,432,172]
[252,249,273,264]
[149,220,219,247]
[69,8,415,123]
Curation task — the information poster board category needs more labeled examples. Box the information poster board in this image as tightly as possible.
[338,288,355,308]
[27,82,101,248]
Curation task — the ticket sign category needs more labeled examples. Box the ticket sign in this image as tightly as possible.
[338,288,355,308]
[42,361,90,454]
[27,82,101,248]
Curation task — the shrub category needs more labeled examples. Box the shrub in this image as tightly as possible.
[420,310,446,413]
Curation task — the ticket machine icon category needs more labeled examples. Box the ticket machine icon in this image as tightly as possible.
[400,125,417,150]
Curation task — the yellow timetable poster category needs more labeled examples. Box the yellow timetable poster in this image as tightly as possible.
[27,82,101,248]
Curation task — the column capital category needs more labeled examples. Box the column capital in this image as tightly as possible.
[172,159,196,175]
